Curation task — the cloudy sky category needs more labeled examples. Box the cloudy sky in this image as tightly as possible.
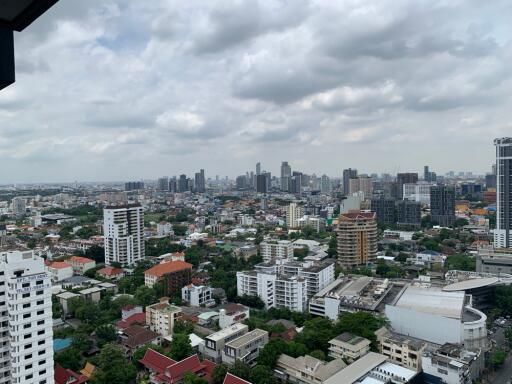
[1,0,511,183]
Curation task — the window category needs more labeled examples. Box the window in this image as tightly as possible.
[23,313,31,319]
[39,369,46,375]
[36,310,44,316]
[24,343,32,349]
[37,320,44,325]
[38,350,45,356]
[26,374,33,380]
[37,340,45,346]
[37,330,44,335]
[36,300,44,305]
[23,324,31,329]
[25,354,32,359]
[38,360,45,365]
[24,334,31,339]
[22,283,29,288]
[22,293,29,298]
[36,291,43,296]
[23,303,30,308]
[26,364,32,369]
[36,280,43,286]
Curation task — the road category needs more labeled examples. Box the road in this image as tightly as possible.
[486,324,512,384]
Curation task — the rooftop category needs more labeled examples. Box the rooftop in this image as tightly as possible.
[206,323,248,342]
[144,260,192,277]
[225,329,268,349]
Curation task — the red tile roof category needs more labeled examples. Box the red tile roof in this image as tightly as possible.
[144,261,192,277]
[54,364,88,384]
[149,353,216,383]
[116,312,146,330]
[139,348,176,374]
[68,256,95,264]
[50,261,72,270]
[97,266,124,276]
[224,373,252,384]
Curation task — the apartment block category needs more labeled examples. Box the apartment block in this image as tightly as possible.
[201,323,248,363]
[222,329,269,366]
[144,261,192,297]
[146,298,182,336]
[66,256,96,275]
[181,284,215,307]
[259,240,294,262]
[328,333,371,362]
[0,250,54,384]
[103,204,145,266]
[286,203,304,228]
[379,333,426,372]
[336,211,378,268]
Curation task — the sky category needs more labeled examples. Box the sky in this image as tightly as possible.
[1,0,511,183]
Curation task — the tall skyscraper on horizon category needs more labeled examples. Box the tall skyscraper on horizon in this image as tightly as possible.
[397,172,419,199]
[178,174,188,192]
[256,173,268,193]
[0,249,54,384]
[430,185,455,227]
[342,168,357,195]
[495,138,512,248]
[104,204,145,266]
[194,169,206,193]
[281,161,292,191]
[256,162,261,176]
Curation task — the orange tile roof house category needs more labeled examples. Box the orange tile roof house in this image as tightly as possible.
[144,261,193,297]
[67,256,96,275]
[96,266,125,279]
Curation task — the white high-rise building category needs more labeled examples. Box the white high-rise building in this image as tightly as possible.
[103,204,145,266]
[494,138,512,249]
[11,197,26,216]
[286,203,303,229]
[0,249,54,384]
[259,240,294,262]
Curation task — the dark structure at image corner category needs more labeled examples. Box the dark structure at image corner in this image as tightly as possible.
[0,0,59,90]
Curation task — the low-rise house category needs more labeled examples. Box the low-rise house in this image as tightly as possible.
[144,260,192,296]
[197,311,219,326]
[324,352,418,384]
[219,303,250,329]
[139,349,216,383]
[116,312,146,331]
[201,323,248,363]
[79,362,96,380]
[182,284,216,307]
[79,287,103,303]
[379,333,426,372]
[96,266,125,280]
[47,261,74,282]
[56,291,81,317]
[67,256,96,275]
[120,325,161,355]
[275,354,347,384]
[146,298,182,336]
[223,373,252,384]
[422,343,485,384]
[54,364,89,384]
[328,333,371,362]
[222,329,269,366]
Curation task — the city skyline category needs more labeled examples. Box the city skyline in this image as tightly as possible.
[0,1,511,182]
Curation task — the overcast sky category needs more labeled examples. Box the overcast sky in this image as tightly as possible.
[1,0,511,183]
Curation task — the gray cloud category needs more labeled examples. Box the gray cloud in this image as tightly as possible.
[0,0,510,182]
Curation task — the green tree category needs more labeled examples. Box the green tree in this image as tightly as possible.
[173,319,195,335]
[134,285,157,307]
[257,339,287,368]
[490,349,507,368]
[228,361,252,381]
[445,254,475,271]
[212,364,229,384]
[309,350,326,360]
[72,331,93,353]
[91,344,137,384]
[250,365,278,384]
[170,333,194,361]
[54,347,82,371]
[327,234,337,257]
[96,325,117,347]
[183,372,208,384]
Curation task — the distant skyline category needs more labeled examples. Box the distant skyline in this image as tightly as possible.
[0,1,511,183]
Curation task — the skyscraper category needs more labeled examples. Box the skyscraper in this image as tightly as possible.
[0,249,54,384]
[336,211,378,268]
[495,138,512,248]
[256,174,268,193]
[194,169,206,193]
[430,185,455,227]
[348,175,373,199]
[281,161,292,191]
[104,204,145,266]
[157,176,169,191]
[256,162,261,176]
[286,203,304,229]
[320,175,331,194]
[342,168,357,195]
[396,173,419,199]
[178,174,188,192]
[11,196,26,216]
[370,196,396,225]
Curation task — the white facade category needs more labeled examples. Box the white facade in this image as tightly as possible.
[181,284,215,307]
[11,198,26,216]
[259,240,294,262]
[286,203,304,229]
[46,263,73,283]
[385,285,487,348]
[340,194,363,214]
[157,222,173,237]
[0,250,54,384]
[494,137,512,249]
[103,205,145,266]
[236,271,307,312]
[403,183,434,204]
[218,305,250,329]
